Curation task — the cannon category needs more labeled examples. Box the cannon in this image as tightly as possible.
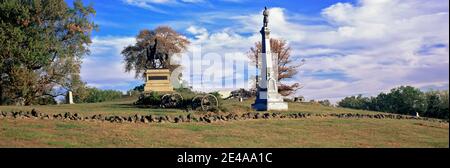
[160,93,184,108]
[191,94,219,111]
[136,91,220,112]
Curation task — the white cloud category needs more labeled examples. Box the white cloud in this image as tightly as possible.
[298,0,449,101]
[181,27,257,91]
[123,0,165,13]
[125,0,175,4]
[82,36,139,89]
[123,0,205,12]
[186,26,209,40]
[122,0,177,13]
[85,0,449,101]
[182,0,449,101]
[181,0,204,3]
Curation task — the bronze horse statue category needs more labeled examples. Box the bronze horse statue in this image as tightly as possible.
[145,38,169,69]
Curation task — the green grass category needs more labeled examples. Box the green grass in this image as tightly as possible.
[0,97,448,148]
[0,97,387,117]
[55,123,87,130]
[0,97,186,116]
[0,118,447,147]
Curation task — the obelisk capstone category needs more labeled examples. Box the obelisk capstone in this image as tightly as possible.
[252,7,288,111]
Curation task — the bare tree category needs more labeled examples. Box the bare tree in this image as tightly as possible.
[248,38,304,96]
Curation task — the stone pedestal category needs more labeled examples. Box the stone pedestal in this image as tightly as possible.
[253,100,289,111]
[253,89,288,111]
[144,69,173,92]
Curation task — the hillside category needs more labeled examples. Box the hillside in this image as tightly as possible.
[0,98,448,147]
[0,97,390,116]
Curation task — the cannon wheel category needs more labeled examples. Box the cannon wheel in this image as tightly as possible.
[201,94,219,111]
[161,93,184,108]
[191,95,203,110]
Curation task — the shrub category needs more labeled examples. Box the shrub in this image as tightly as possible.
[35,96,57,105]
[318,100,331,106]
[75,87,123,103]
[132,84,145,92]
[135,92,161,106]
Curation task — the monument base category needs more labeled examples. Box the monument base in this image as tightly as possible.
[252,98,288,111]
[144,69,173,92]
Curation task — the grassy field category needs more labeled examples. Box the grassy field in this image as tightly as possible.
[0,98,448,148]
[0,96,385,116]
[0,118,448,147]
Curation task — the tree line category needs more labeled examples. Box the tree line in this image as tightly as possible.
[338,86,449,119]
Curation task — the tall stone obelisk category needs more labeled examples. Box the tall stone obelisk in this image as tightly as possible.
[252,7,288,111]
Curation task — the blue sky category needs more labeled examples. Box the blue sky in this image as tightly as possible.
[71,0,357,36]
[68,0,449,102]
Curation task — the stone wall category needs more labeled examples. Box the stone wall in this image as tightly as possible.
[0,109,447,124]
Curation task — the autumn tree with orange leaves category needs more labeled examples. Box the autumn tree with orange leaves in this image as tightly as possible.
[248,38,303,96]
